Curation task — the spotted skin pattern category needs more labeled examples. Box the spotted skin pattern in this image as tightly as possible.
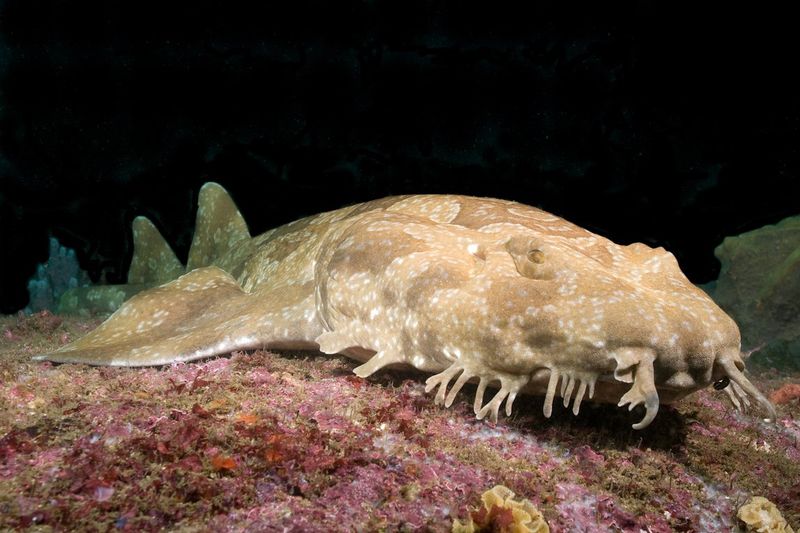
[36,183,776,429]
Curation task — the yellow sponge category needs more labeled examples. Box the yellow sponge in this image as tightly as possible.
[453,485,549,533]
[737,496,794,533]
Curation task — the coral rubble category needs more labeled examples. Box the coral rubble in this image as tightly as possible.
[25,238,90,314]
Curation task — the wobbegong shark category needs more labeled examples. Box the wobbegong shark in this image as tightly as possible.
[36,183,776,429]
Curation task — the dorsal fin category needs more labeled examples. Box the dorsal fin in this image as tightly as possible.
[128,216,184,284]
[186,182,251,271]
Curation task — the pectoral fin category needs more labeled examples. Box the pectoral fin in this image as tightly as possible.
[35,267,270,366]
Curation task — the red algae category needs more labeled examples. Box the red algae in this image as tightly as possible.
[1,313,799,531]
[770,383,800,405]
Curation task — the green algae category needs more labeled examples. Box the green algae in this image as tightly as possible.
[712,214,800,371]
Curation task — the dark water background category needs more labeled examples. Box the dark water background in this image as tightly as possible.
[1,1,798,313]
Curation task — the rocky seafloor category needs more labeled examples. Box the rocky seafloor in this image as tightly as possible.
[1,311,798,532]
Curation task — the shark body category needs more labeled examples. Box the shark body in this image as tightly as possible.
[37,183,776,429]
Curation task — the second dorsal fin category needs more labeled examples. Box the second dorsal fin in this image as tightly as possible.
[128,216,184,284]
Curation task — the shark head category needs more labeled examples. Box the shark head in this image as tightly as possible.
[327,198,777,429]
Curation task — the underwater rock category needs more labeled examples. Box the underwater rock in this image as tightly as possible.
[3,311,799,531]
[737,496,794,533]
[453,485,549,533]
[712,215,800,369]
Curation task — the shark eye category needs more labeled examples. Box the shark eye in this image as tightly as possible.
[713,377,730,390]
[527,249,545,264]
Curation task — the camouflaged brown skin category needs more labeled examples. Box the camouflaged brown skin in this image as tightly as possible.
[37,183,776,429]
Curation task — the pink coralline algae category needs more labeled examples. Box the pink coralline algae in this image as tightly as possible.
[0,313,799,531]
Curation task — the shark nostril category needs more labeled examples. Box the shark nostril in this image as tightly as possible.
[713,377,730,390]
